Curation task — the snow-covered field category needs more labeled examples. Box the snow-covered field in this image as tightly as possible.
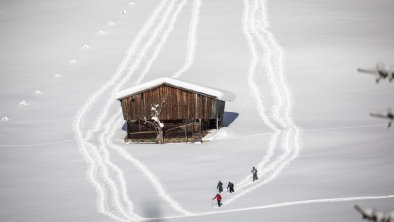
[1,0,393,221]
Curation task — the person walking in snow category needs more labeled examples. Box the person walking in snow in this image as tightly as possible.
[251,166,258,182]
[227,182,235,193]
[213,193,222,207]
[217,180,223,193]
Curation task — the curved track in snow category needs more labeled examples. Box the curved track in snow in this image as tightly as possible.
[73,0,193,220]
[172,0,202,78]
[102,0,203,216]
[103,0,203,217]
[223,0,303,206]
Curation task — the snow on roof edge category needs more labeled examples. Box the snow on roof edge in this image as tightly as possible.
[115,77,236,101]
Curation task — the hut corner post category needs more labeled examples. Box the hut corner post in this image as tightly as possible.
[126,121,130,139]
[184,119,188,142]
[216,112,219,130]
[199,119,202,143]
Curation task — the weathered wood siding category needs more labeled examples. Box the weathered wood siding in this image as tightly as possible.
[119,84,225,121]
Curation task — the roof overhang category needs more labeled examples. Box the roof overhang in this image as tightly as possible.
[115,77,236,102]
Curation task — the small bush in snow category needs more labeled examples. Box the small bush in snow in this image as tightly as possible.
[144,102,166,144]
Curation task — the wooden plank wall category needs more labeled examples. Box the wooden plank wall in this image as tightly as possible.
[120,84,226,121]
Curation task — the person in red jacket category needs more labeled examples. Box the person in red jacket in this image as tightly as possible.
[213,193,222,207]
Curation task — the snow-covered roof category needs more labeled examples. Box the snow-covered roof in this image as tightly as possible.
[115,77,236,101]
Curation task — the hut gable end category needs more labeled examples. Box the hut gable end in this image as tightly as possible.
[120,84,223,121]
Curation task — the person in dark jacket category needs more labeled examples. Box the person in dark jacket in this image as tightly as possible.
[227,182,235,193]
[251,166,258,182]
[217,180,223,193]
[213,193,222,207]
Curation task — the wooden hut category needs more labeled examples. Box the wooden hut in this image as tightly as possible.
[116,77,236,143]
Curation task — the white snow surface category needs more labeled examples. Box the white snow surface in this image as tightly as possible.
[1,117,10,122]
[115,77,236,101]
[0,0,393,222]
[18,100,28,106]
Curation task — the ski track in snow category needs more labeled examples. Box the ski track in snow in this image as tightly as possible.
[86,0,178,143]
[103,0,202,216]
[92,0,202,218]
[230,0,281,193]
[231,0,280,193]
[106,112,194,217]
[102,0,201,216]
[224,0,303,205]
[135,0,189,85]
[99,0,193,216]
[171,0,202,78]
[72,0,192,220]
